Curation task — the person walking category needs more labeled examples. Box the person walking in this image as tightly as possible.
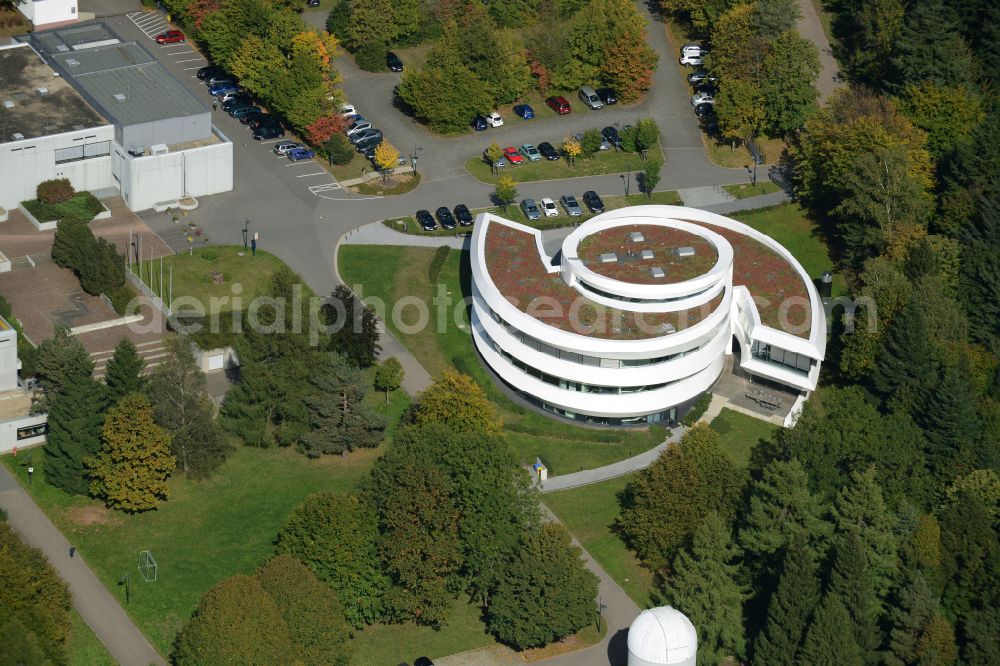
[69,546,75,558]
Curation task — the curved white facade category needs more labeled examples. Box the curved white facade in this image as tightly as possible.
[627,606,698,666]
[470,206,826,425]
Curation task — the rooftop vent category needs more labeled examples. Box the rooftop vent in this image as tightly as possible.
[56,44,70,52]
[629,231,645,242]
[600,252,618,263]
[641,249,654,260]
[12,133,24,140]
[65,58,79,66]
[2,100,13,109]
[36,87,48,95]
[675,246,695,258]
[113,93,126,102]
[650,267,665,279]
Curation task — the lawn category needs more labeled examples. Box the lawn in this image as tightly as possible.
[1,389,409,658]
[708,408,779,468]
[466,143,665,185]
[544,474,654,608]
[703,135,788,169]
[330,153,372,182]
[731,203,847,297]
[68,608,115,666]
[722,181,782,200]
[338,245,665,475]
[130,245,311,315]
[383,192,682,238]
[22,192,105,224]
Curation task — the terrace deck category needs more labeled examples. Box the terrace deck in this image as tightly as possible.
[576,224,718,285]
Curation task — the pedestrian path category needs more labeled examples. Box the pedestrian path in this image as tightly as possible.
[678,185,736,207]
[539,425,686,493]
[794,0,842,101]
[0,464,166,666]
[342,220,470,249]
[700,189,790,215]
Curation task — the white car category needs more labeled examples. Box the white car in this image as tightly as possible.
[680,53,704,67]
[486,112,504,128]
[339,104,356,116]
[691,92,715,106]
[681,43,706,56]
[346,121,372,136]
[273,141,301,156]
[540,197,559,217]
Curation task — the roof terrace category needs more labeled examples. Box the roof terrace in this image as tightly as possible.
[576,224,718,285]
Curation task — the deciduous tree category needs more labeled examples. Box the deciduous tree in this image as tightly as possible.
[493,175,518,211]
[413,371,502,433]
[761,31,820,135]
[561,136,582,166]
[88,393,176,512]
[374,357,403,402]
[600,31,657,103]
[104,338,145,405]
[641,159,663,198]
[305,114,349,146]
[374,139,401,173]
[898,81,984,159]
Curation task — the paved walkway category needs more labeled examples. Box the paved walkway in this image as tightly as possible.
[0,464,166,666]
[700,189,791,215]
[540,425,685,493]
[795,0,842,102]
[342,221,470,249]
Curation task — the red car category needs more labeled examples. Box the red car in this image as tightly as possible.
[545,96,571,115]
[503,146,523,165]
[155,29,185,44]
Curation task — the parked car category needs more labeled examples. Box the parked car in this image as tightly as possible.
[681,43,706,56]
[596,88,618,105]
[503,146,523,165]
[339,104,357,117]
[307,0,320,6]
[416,209,436,232]
[679,53,703,66]
[240,110,267,125]
[221,95,252,110]
[253,124,284,140]
[435,207,457,230]
[414,657,435,666]
[601,126,621,148]
[362,145,378,160]
[350,128,382,145]
[520,198,540,221]
[155,29,185,44]
[691,92,715,106]
[486,112,504,127]
[513,104,535,119]
[540,198,559,217]
[545,96,571,114]
[579,85,604,110]
[687,70,717,86]
[560,194,582,216]
[287,148,315,161]
[346,120,373,136]
[273,141,301,156]
[583,190,605,213]
[249,115,280,130]
[386,52,404,72]
[209,83,238,97]
[229,105,261,119]
[354,135,384,152]
[472,115,488,131]
[538,142,559,161]
[206,74,236,86]
[217,90,247,104]
[694,102,714,118]
[197,65,225,81]
[520,144,541,161]
[454,204,473,226]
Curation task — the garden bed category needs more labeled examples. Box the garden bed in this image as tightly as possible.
[20,193,107,230]
[350,172,421,196]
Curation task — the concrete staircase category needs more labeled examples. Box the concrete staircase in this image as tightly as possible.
[91,339,169,380]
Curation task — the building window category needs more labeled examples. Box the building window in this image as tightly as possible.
[751,341,812,376]
[17,423,48,440]
[55,140,110,164]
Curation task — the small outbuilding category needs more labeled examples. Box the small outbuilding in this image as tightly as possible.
[627,606,697,666]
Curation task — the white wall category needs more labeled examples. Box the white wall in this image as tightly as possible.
[16,0,77,26]
[0,126,115,211]
[0,414,48,453]
[0,325,17,392]
[118,136,232,211]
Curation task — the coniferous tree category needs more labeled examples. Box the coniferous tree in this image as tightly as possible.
[886,570,938,666]
[798,592,864,666]
[43,352,106,496]
[658,514,749,666]
[752,538,821,666]
[832,468,900,600]
[827,531,883,662]
[870,297,936,412]
[325,284,381,368]
[915,362,980,484]
[891,0,978,89]
[958,188,1000,350]
[103,339,145,404]
[299,353,385,457]
[34,327,95,405]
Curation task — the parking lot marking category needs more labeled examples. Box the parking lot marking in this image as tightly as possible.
[174,58,205,64]
[309,183,342,194]
[284,162,314,167]
[297,172,327,178]
[183,66,203,71]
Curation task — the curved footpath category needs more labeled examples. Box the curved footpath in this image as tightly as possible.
[0,464,166,666]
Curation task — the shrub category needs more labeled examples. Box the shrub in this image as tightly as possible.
[581,128,604,157]
[36,179,74,205]
[355,40,389,72]
[681,392,712,426]
[199,249,218,261]
[108,284,137,315]
[326,134,355,165]
[620,125,638,152]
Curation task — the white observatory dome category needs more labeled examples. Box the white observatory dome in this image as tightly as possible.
[627,606,698,666]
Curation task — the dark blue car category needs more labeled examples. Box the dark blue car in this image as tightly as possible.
[472,115,488,131]
[513,104,535,119]
[287,148,316,161]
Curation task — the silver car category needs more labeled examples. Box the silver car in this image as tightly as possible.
[273,141,301,156]
[520,198,540,221]
[560,194,582,216]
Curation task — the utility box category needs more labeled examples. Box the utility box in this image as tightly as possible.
[532,458,548,482]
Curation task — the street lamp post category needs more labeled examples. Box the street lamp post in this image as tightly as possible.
[119,572,131,605]
[26,454,33,487]
[242,218,250,250]
[596,597,608,632]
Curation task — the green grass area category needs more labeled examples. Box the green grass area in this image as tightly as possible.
[722,181,782,200]
[330,153,372,182]
[130,245,311,315]
[703,135,788,168]
[708,408,779,468]
[352,171,421,196]
[466,143,664,185]
[383,192,682,238]
[731,203,847,297]
[22,192,104,224]
[338,245,665,475]
[68,608,116,666]
[544,475,654,608]
[1,390,409,658]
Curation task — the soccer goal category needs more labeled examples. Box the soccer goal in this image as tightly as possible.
[138,551,158,583]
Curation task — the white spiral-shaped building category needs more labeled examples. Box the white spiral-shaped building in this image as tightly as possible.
[469,205,826,426]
